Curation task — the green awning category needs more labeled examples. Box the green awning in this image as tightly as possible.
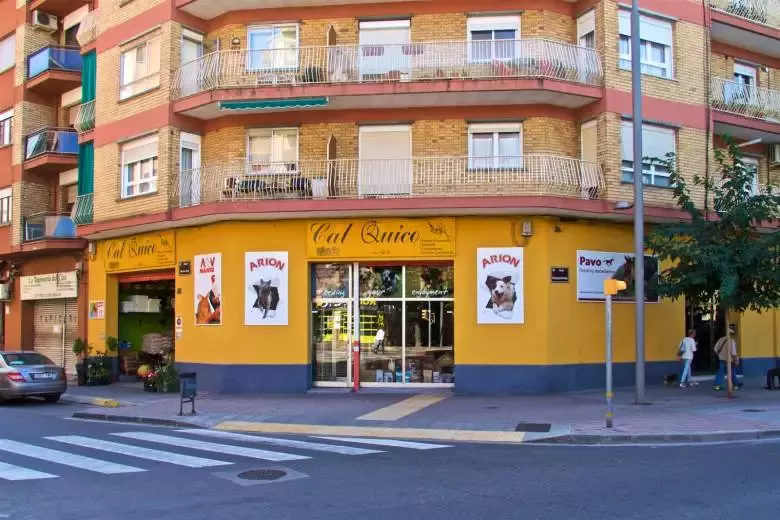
[219,97,329,111]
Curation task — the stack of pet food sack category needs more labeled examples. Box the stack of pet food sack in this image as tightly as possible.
[141,333,173,355]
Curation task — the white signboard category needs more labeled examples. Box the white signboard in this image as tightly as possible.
[576,250,660,302]
[194,253,222,325]
[20,272,78,300]
[245,251,289,326]
[476,247,524,324]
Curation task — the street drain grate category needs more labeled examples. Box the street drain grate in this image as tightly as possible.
[238,469,288,481]
[485,406,499,410]
[741,409,766,413]
[515,423,552,433]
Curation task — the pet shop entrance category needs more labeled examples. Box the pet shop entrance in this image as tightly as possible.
[311,263,454,387]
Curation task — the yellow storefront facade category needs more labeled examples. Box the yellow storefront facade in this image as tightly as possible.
[85,217,780,394]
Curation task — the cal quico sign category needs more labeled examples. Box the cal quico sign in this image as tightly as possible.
[20,272,78,300]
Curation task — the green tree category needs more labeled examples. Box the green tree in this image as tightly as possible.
[646,137,780,397]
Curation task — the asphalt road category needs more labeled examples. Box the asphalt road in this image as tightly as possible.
[2,399,780,520]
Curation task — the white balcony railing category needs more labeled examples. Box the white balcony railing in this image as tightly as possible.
[74,99,95,134]
[710,0,780,28]
[171,39,604,100]
[76,10,98,47]
[711,77,780,122]
[170,155,605,209]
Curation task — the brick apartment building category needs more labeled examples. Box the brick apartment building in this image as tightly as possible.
[0,0,778,393]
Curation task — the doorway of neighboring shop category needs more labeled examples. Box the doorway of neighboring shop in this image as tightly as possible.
[686,298,725,375]
[311,263,455,388]
[116,271,175,383]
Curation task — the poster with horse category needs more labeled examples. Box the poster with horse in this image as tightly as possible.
[194,253,222,325]
[576,250,659,302]
[245,251,289,326]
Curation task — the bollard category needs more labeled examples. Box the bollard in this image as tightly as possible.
[179,372,197,416]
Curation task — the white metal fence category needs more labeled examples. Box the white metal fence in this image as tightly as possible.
[170,155,605,209]
[710,0,780,28]
[172,39,603,99]
[74,100,95,134]
[711,77,780,122]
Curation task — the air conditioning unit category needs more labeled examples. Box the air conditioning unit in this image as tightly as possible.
[0,283,11,301]
[32,11,58,33]
[770,144,780,166]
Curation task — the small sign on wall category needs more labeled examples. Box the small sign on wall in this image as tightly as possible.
[88,301,105,320]
[179,261,191,275]
[551,267,569,283]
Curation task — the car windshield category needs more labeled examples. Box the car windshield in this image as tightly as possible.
[1,353,54,366]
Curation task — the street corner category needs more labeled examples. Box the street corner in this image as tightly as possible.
[61,394,122,408]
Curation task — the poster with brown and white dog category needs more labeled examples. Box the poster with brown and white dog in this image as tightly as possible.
[194,253,222,326]
[477,247,524,324]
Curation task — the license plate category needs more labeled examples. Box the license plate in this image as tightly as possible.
[32,372,54,380]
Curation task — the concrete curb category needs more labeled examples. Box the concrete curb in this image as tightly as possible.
[526,429,780,445]
[71,412,203,428]
[62,395,121,408]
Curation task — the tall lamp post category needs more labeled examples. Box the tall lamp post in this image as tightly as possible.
[630,0,647,404]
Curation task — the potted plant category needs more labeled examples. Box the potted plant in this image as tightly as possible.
[155,363,180,393]
[105,336,119,383]
[87,353,111,386]
[72,338,88,386]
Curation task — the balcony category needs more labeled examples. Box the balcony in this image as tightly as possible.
[711,77,780,142]
[27,0,91,18]
[22,213,78,243]
[23,128,79,175]
[74,100,95,134]
[172,40,603,118]
[76,10,98,47]
[26,46,82,95]
[169,155,605,213]
[72,193,93,226]
[709,0,780,58]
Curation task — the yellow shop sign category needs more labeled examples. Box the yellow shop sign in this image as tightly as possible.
[103,232,176,273]
[307,218,455,259]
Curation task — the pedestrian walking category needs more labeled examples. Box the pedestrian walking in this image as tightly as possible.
[713,327,740,391]
[677,329,697,387]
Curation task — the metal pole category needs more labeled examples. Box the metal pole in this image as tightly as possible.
[631,0,646,404]
[606,294,614,428]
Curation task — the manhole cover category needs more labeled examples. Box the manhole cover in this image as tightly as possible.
[742,409,766,413]
[485,406,499,410]
[238,469,287,481]
[515,422,551,433]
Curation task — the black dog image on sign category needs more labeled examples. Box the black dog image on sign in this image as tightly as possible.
[251,279,280,319]
[485,275,516,316]
[380,269,399,296]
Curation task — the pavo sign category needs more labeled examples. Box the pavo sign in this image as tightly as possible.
[576,250,659,303]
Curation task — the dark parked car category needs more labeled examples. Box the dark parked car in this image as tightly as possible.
[0,351,67,403]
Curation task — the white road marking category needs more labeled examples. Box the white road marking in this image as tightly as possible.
[176,429,384,456]
[0,439,144,474]
[112,432,310,462]
[0,461,57,481]
[47,436,233,468]
[311,436,453,450]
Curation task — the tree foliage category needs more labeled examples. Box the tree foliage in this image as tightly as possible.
[645,137,780,315]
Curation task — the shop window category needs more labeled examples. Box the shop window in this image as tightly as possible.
[0,187,11,225]
[121,134,158,198]
[247,24,299,70]
[468,123,523,169]
[247,128,298,172]
[120,36,161,100]
[467,16,520,62]
[0,109,11,146]
[0,33,14,73]
[618,10,673,79]
[620,121,676,187]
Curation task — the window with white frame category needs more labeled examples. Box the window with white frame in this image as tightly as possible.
[0,109,11,147]
[467,16,520,62]
[247,25,299,70]
[618,10,673,79]
[0,187,11,225]
[621,121,675,187]
[468,123,522,169]
[247,128,298,173]
[577,10,596,48]
[121,135,158,198]
[743,156,760,195]
[0,33,14,73]
[120,36,161,100]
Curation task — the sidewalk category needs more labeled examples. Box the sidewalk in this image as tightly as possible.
[64,379,780,444]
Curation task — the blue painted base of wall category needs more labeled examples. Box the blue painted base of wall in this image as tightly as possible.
[740,357,780,378]
[175,363,311,394]
[454,361,681,395]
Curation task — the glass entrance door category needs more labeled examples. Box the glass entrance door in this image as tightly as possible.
[311,264,353,385]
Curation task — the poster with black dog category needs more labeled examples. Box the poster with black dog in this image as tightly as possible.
[477,247,524,324]
[245,251,288,326]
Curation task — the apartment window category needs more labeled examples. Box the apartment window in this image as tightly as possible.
[247,128,298,173]
[621,121,675,187]
[468,123,523,169]
[577,10,596,48]
[0,33,15,73]
[467,16,520,62]
[121,135,158,198]
[618,11,673,79]
[0,109,11,146]
[120,36,161,100]
[0,187,11,225]
[743,156,760,195]
[247,25,298,70]
[63,184,77,214]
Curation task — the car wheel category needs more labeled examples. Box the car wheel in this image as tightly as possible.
[44,394,61,403]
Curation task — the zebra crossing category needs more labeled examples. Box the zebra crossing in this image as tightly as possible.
[0,429,452,481]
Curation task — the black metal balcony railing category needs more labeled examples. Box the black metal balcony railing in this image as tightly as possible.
[22,212,77,243]
[26,45,83,80]
[24,128,79,161]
